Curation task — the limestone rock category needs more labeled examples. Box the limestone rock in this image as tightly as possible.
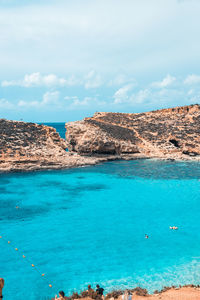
[0,120,110,172]
[1,104,200,172]
[65,104,200,160]
[0,119,67,159]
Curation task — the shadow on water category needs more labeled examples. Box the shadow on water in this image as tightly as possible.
[0,180,107,222]
[72,159,200,180]
[62,183,107,193]
[77,176,85,179]
[0,200,50,221]
[59,183,108,197]
[38,181,108,194]
[0,187,15,194]
[0,178,11,184]
[1,159,200,180]
[0,159,199,223]
[1,157,200,299]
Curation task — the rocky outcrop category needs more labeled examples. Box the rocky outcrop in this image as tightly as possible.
[65,104,200,160]
[59,285,200,300]
[0,120,110,172]
[0,119,67,157]
[1,104,200,172]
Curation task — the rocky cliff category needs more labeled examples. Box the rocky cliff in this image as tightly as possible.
[1,104,200,172]
[0,120,108,172]
[65,104,200,160]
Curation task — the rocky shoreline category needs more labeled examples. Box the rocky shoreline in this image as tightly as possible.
[1,153,199,173]
[1,104,200,173]
[61,285,200,300]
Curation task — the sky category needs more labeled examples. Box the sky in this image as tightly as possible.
[1,0,200,122]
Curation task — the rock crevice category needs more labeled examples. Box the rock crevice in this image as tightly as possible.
[65,104,200,159]
[1,104,200,172]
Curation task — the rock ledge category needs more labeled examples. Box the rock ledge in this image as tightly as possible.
[66,104,200,161]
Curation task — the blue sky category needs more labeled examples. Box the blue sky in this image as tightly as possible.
[1,0,200,122]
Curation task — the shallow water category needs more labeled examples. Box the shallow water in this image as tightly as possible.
[0,160,200,300]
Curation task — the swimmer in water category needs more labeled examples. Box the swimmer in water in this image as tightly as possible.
[170,226,178,230]
[145,234,149,239]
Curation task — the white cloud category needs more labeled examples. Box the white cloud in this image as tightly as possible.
[42,91,60,104]
[184,74,200,85]
[84,70,102,89]
[72,96,93,106]
[133,89,151,104]
[151,74,176,88]
[18,100,40,107]
[17,90,60,108]
[2,72,200,117]
[113,84,134,104]
[1,71,103,89]
[0,98,14,109]
[65,75,81,86]
[112,75,197,107]
[23,73,43,87]
[113,88,151,106]
[65,95,94,107]
[1,72,79,88]
[0,0,200,78]
[64,96,79,101]
[2,80,16,87]
[108,74,127,87]
[108,75,137,87]
[187,89,194,95]
[64,95,106,109]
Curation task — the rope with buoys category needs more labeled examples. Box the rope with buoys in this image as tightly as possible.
[0,235,53,288]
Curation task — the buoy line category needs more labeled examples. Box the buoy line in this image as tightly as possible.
[0,235,52,288]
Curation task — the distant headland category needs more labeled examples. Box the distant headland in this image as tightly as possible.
[0,104,200,172]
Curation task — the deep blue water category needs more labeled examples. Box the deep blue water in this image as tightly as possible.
[40,122,66,139]
[0,160,200,300]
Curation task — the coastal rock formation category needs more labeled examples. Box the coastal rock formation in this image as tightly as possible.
[1,104,200,172]
[0,119,109,172]
[63,285,200,300]
[65,104,200,160]
[0,119,67,157]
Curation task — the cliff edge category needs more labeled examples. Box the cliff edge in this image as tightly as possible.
[1,104,200,172]
[65,104,200,160]
[0,120,108,172]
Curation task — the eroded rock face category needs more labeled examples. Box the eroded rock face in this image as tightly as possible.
[1,104,200,172]
[65,104,200,160]
[0,119,67,159]
[0,120,111,172]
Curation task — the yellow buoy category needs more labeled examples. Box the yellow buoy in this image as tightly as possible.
[0,236,53,288]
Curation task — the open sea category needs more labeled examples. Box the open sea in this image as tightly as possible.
[0,123,200,299]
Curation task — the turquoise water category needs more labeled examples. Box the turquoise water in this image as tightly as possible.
[0,160,200,300]
[40,123,66,139]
